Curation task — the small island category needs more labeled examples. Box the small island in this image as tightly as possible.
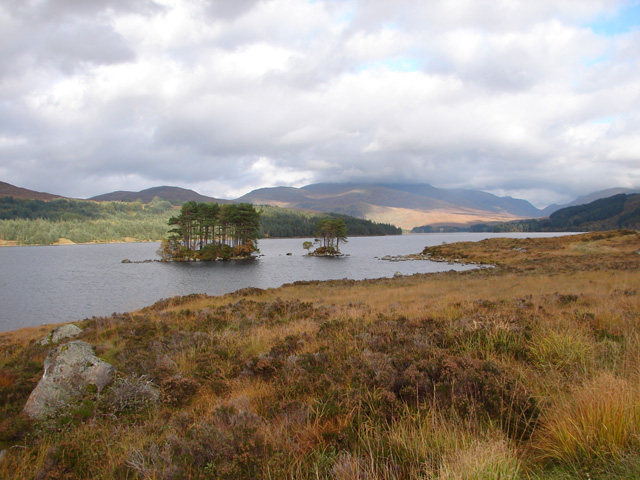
[304,218,347,256]
[157,202,261,261]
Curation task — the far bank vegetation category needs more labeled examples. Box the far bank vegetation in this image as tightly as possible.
[0,197,401,246]
[414,193,640,234]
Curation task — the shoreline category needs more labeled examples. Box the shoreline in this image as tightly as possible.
[0,258,465,338]
[0,237,161,248]
[0,232,411,248]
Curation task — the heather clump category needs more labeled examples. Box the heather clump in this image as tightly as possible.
[357,348,538,440]
[163,404,271,479]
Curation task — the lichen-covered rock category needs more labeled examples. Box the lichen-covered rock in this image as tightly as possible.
[38,324,83,345]
[23,341,114,418]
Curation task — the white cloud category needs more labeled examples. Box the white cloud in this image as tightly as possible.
[0,0,639,206]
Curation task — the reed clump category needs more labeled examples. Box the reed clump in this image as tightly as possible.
[0,230,639,479]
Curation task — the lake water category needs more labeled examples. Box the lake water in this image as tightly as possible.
[0,233,566,332]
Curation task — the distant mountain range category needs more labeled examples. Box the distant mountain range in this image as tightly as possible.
[3,181,639,230]
[89,186,231,204]
[235,183,545,230]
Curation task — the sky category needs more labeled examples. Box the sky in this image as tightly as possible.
[1,0,639,207]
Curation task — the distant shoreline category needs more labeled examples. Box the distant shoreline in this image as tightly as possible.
[0,233,413,248]
[0,237,160,248]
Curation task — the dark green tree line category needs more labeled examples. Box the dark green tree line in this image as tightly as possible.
[0,196,174,221]
[258,206,402,238]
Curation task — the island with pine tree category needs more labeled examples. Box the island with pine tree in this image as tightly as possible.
[157,202,261,261]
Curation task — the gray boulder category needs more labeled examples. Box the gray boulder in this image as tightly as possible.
[38,324,83,345]
[23,341,114,419]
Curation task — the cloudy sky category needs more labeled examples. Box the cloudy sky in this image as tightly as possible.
[1,0,639,207]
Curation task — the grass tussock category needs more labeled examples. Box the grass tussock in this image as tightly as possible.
[1,230,640,479]
[533,371,640,468]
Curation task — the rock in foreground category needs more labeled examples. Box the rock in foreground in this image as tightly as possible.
[23,340,113,419]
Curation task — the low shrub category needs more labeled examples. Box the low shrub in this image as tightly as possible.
[165,404,271,479]
[160,375,200,407]
[105,375,159,415]
[358,352,539,440]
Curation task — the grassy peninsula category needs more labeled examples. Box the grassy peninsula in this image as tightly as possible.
[1,231,640,478]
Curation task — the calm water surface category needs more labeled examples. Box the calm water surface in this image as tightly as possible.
[0,233,566,332]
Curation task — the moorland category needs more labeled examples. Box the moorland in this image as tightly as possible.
[1,230,639,479]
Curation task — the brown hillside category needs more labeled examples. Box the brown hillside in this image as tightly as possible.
[0,181,61,200]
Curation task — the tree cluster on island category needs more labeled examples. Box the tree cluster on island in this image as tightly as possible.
[157,201,261,261]
[303,218,348,256]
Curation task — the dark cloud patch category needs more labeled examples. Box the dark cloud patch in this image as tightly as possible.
[0,2,137,81]
[3,0,161,20]
[36,20,135,72]
[204,0,264,21]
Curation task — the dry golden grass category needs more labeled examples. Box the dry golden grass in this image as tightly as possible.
[438,436,522,480]
[0,323,61,346]
[533,372,640,468]
[363,204,523,230]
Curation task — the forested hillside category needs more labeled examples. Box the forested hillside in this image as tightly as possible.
[0,198,402,246]
[0,196,174,221]
[414,193,640,233]
[258,206,402,237]
[0,197,174,245]
[489,194,640,232]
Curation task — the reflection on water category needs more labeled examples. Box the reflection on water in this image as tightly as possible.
[0,233,568,332]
